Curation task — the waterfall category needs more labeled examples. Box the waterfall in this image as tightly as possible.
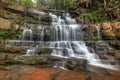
[49,13,116,70]
[22,29,33,40]
[20,11,116,70]
[96,25,101,40]
[49,13,83,41]
[25,48,37,56]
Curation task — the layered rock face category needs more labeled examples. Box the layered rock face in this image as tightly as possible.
[101,22,120,40]
[0,18,12,29]
[82,21,120,40]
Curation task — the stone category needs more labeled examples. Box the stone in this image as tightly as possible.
[112,21,120,38]
[19,56,41,65]
[96,42,108,47]
[0,18,11,29]
[65,59,88,71]
[101,22,112,30]
[11,24,20,31]
[6,2,24,12]
[76,8,87,13]
[112,21,120,30]
[108,50,120,57]
[0,45,26,54]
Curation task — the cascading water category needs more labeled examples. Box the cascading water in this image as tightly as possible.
[49,13,83,41]
[49,13,116,70]
[22,29,33,40]
[96,25,101,40]
[21,11,116,70]
[37,26,44,41]
[25,48,37,56]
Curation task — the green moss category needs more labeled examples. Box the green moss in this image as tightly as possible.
[0,29,21,41]
[93,36,101,40]
[21,56,41,65]
[25,16,36,23]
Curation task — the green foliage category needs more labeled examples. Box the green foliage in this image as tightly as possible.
[36,0,74,10]
[22,56,41,65]
[93,36,101,41]
[18,0,36,7]
[0,29,20,41]
[80,10,114,23]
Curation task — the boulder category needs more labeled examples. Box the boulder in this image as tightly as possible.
[112,21,120,38]
[0,18,11,29]
[6,2,24,12]
[18,56,41,65]
[0,45,26,54]
[112,21,120,30]
[101,22,112,30]
[65,59,88,71]
[11,23,20,31]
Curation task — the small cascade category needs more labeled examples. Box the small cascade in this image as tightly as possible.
[50,41,115,69]
[25,48,37,56]
[25,44,38,56]
[96,25,101,40]
[37,26,45,41]
[49,13,83,41]
[22,29,33,40]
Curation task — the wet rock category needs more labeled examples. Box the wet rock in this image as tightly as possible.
[66,59,88,71]
[106,40,120,49]
[28,8,50,24]
[96,41,108,47]
[83,24,101,40]
[17,56,41,65]
[66,60,74,70]
[37,48,52,55]
[0,45,26,54]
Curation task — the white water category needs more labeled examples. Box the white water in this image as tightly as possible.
[25,48,37,56]
[22,29,33,40]
[21,12,117,70]
[49,13,116,70]
[96,25,101,40]
[37,26,44,41]
[49,13,83,41]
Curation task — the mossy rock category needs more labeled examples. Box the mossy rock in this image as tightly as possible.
[4,60,22,65]
[21,56,41,65]
[0,66,8,70]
